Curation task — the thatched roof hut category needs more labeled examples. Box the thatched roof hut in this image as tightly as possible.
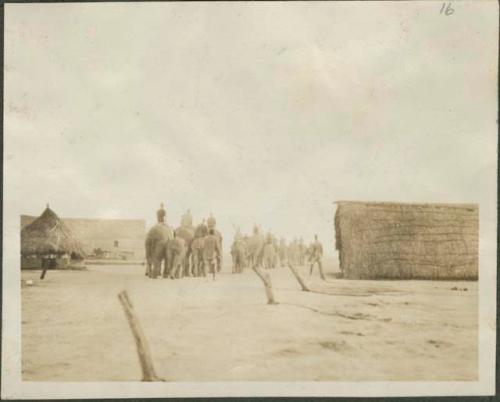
[334,201,478,280]
[21,206,85,258]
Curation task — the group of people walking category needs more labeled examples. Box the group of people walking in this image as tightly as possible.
[230,226,325,279]
[145,204,222,279]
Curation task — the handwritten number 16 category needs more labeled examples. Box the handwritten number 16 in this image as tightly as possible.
[440,2,455,16]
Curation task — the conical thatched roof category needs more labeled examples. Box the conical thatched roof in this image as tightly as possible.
[21,206,85,257]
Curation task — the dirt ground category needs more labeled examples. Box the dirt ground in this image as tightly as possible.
[21,259,478,382]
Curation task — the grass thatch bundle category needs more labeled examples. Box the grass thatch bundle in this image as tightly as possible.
[21,206,85,258]
[334,201,478,280]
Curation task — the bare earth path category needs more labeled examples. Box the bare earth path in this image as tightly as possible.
[21,263,477,381]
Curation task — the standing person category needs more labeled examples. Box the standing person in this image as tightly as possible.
[309,234,326,280]
[279,238,287,267]
[203,229,221,279]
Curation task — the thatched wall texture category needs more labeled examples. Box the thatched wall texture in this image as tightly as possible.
[21,207,85,258]
[334,201,478,280]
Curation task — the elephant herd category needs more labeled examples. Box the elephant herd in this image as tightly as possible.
[145,209,223,279]
[144,205,324,280]
[230,227,323,275]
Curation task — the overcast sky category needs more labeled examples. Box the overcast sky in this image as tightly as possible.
[4,2,498,255]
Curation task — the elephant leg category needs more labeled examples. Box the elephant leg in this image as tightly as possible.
[151,259,160,279]
[197,251,202,276]
[161,257,168,278]
[217,255,222,272]
[181,255,187,278]
[172,255,179,278]
[175,255,183,279]
[166,253,173,278]
[186,250,194,277]
[206,257,216,279]
[187,248,196,276]
[184,256,190,277]
[192,252,198,277]
[200,258,207,277]
[190,253,195,277]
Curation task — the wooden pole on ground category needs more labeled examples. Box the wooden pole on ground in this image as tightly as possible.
[40,268,48,280]
[287,263,310,292]
[118,290,163,382]
[251,265,278,305]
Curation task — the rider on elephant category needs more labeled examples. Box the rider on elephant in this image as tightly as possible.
[181,209,193,229]
[207,213,216,230]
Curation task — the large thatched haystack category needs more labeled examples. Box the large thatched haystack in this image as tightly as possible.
[21,206,85,268]
[334,201,478,280]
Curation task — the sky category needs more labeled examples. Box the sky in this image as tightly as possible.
[4,1,498,256]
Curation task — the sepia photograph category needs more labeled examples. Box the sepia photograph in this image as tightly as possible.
[2,1,497,399]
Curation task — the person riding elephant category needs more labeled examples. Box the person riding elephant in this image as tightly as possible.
[207,213,216,230]
[174,225,194,277]
[181,209,193,229]
[145,203,173,278]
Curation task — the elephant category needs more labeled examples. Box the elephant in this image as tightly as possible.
[167,235,187,279]
[247,229,265,269]
[263,242,276,270]
[145,223,173,278]
[231,239,246,273]
[213,229,223,272]
[278,239,288,267]
[191,236,205,277]
[174,226,194,277]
